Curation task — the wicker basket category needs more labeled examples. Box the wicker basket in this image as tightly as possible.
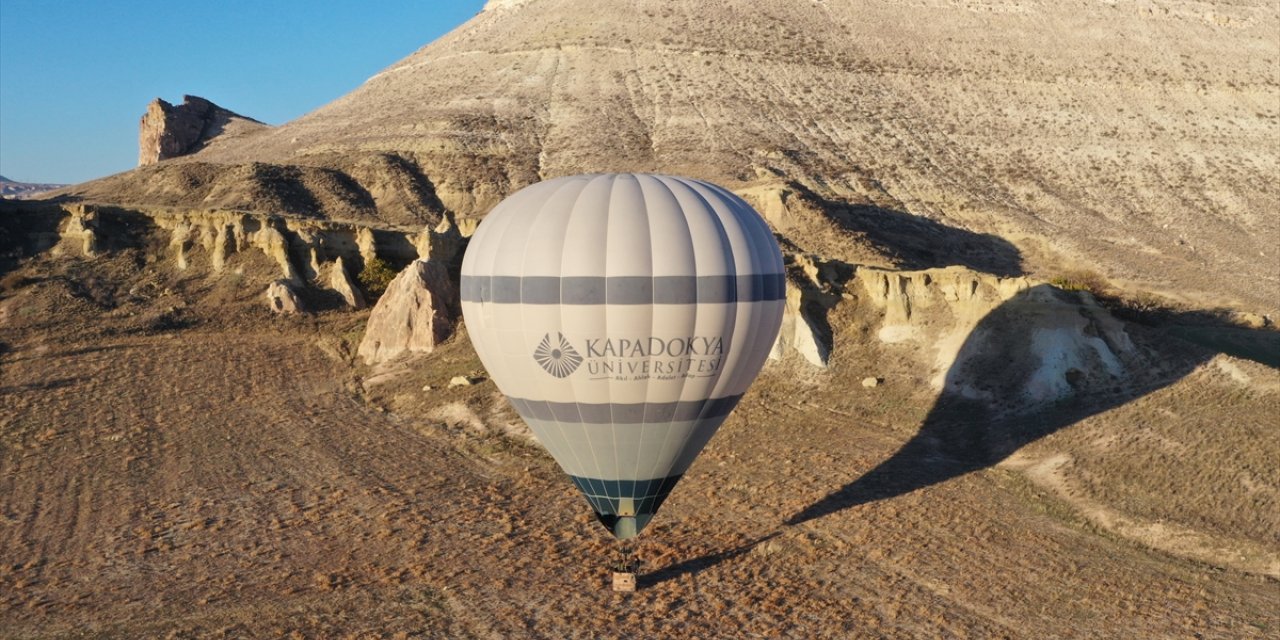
[612,571,637,592]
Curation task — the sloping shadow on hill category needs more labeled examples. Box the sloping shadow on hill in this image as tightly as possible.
[835,203,1024,277]
[782,184,1025,277]
[0,202,61,282]
[786,286,1278,526]
[190,108,264,151]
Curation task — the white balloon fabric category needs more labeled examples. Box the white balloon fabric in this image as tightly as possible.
[460,173,785,539]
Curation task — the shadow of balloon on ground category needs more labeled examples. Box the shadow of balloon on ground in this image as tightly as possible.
[639,532,780,589]
[644,284,1277,583]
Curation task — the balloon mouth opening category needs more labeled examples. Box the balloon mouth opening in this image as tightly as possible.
[570,474,683,540]
[595,513,654,540]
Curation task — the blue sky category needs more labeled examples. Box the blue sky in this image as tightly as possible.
[0,0,486,184]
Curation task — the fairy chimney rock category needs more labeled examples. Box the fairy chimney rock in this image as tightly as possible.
[358,260,460,365]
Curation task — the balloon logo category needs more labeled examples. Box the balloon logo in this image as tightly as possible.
[534,333,583,378]
[460,173,785,540]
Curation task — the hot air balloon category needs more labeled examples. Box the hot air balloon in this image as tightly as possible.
[460,173,785,543]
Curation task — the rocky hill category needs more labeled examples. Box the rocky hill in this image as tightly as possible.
[137,95,270,165]
[58,0,1280,316]
[0,175,65,199]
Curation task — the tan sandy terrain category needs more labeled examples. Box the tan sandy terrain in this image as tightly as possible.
[1,237,1276,638]
[6,0,1278,636]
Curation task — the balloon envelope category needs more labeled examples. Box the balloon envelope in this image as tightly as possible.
[460,173,785,539]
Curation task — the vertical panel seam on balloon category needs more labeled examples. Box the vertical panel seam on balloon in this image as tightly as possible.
[522,178,580,483]
[540,177,596,484]
[659,176,738,482]
[641,175,703,492]
[631,175,662,498]
[464,197,508,393]
[699,182,784,481]
[475,179,531,408]
[553,176,601,487]
[579,174,613,491]
[605,174,627,499]
[691,178,759,403]
[672,177,744,476]
[724,181,788,402]
[716,180,772,400]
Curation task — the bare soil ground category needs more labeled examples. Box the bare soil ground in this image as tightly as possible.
[1,252,1277,638]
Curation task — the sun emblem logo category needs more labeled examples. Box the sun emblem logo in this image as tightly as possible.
[533,332,583,378]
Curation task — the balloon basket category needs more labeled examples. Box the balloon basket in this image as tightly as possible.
[612,571,637,592]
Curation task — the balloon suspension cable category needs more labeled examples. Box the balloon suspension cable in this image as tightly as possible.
[616,540,635,573]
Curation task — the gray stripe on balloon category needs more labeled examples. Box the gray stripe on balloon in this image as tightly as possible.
[506,394,744,424]
[460,274,786,304]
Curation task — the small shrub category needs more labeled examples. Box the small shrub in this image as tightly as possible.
[1049,269,1109,296]
[358,257,397,300]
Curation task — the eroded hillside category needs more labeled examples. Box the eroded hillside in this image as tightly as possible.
[61,0,1280,315]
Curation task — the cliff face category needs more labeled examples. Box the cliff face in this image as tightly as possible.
[138,96,270,166]
[0,200,459,316]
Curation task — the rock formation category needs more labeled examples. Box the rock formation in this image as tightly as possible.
[251,225,300,283]
[771,254,855,368]
[1,201,451,317]
[138,95,269,165]
[358,260,460,365]
[853,265,1140,406]
[327,256,366,309]
[355,228,378,267]
[265,280,304,314]
[765,251,1141,406]
[414,218,462,264]
[771,281,832,368]
[50,206,99,258]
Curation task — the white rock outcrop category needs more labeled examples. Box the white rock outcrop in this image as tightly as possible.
[414,217,462,263]
[51,206,100,258]
[265,280,304,314]
[356,227,378,267]
[252,225,299,282]
[327,256,366,309]
[770,281,831,368]
[358,260,459,365]
[855,266,1138,405]
[769,255,853,368]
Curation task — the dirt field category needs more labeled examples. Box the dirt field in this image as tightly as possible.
[1,251,1276,639]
